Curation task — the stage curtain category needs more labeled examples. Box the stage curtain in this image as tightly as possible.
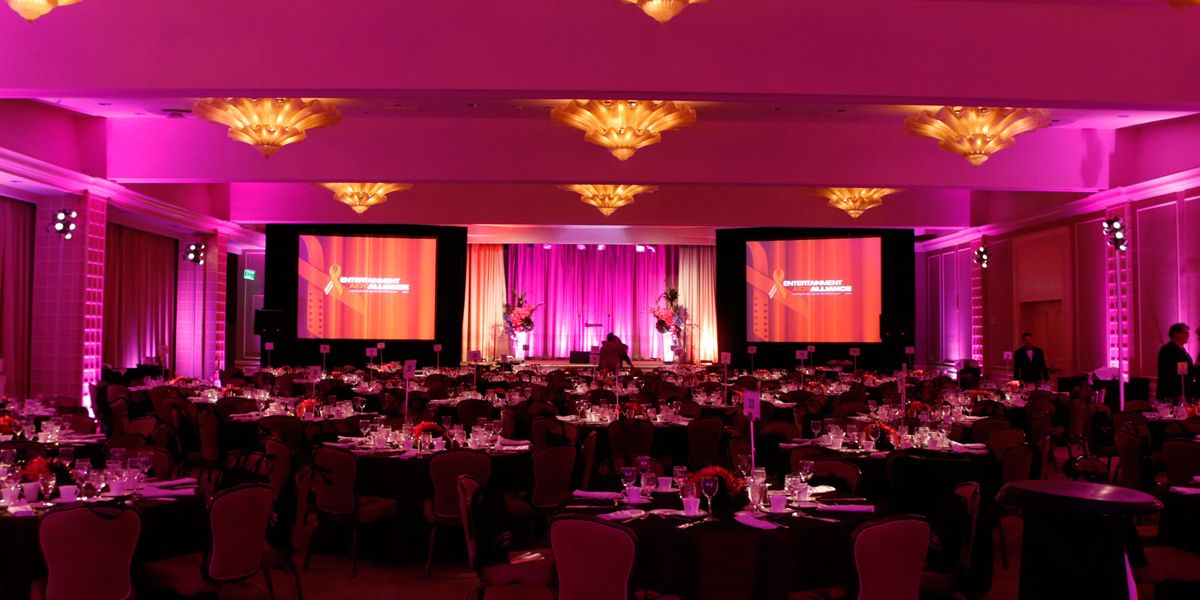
[102,224,178,369]
[462,244,508,361]
[0,197,34,397]
[679,245,719,362]
[506,245,670,359]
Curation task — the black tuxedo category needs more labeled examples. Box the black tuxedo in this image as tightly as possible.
[1156,342,1196,400]
[1014,345,1049,384]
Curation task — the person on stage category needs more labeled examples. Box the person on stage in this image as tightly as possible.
[599,333,633,373]
[1013,332,1049,384]
[1156,322,1196,402]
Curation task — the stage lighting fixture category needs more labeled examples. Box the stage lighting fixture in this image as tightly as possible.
[973,246,989,269]
[542,244,553,250]
[51,209,78,240]
[596,244,606,251]
[1101,217,1129,252]
[645,245,656,253]
[576,244,587,250]
[635,245,646,252]
[186,242,208,265]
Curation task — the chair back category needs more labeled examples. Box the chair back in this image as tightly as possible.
[971,400,1006,417]
[40,504,140,600]
[66,414,97,435]
[264,438,293,502]
[674,399,703,419]
[789,447,831,472]
[126,416,159,439]
[204,483,273,582]
[853,517,930,600]
[429,450,492,520]
[1162,439,1200,486]
[579,431,598,491]
[457,399,495,431]
[686,417,724,469]
[259,415,305,456]
[952,482,981,578]
[551,517,637,600]
[457,475,483,568]
[531,446,577,509]
[1113,429,1143,489]
[531,418,578,449]
[607,419,654,461]
[970,417,1011,444]
[986,427,1026,460]
[309,446,358,515]
[999,443,1035,483]
[813,459,862,493]
[215,397,257,420]
[129,446,174,479]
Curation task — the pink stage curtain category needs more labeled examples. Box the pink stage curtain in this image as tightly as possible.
[505,245,675,360]
[462,244,508,361]
[102,224,177,369]
[0,197,34,397]
[679,246,719,362]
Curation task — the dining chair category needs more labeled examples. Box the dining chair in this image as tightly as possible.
[674,399,703,419]
[607,419,654,465]
[920,482,982,597]
[985,428,1026,461]
[64,414,97,435]
[33,503,141,600]
[426,449,493,576]
[970,417,1011,444]
[215,396,257,420]
[531,418,578,450]
[128,445,174,479]
[1113,429,1146,489]
[550,516,638,600]
[1162,439,1200,486]
[790,516,930,600]
[970,400,1007,417]
[578,431,598,491]
[0,440,46,460]
[530,445,577,509]
[142,483,274,596]
[812,459,863,493]
[301,446,397,577]
[458,399,496,431]
[259,415,305,457]
[459,475,555,600]
[126,416,159,439]
[687,417,724,469]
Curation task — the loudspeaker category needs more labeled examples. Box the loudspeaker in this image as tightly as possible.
[568,351,591,364]
[254,309,286,336]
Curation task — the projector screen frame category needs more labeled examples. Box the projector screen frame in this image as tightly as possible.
[715,227,914,371]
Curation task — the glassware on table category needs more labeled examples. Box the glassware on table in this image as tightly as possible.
[359,418,372,437]
[796,460,815,484]
[751,467,767,487]
[868,425,882,446]
[635,455,652,478]
[747,480,767,512]
[58,447,75,468]
[734,454,752,479]
[0,449,13,467]
[810,419,824,439]
[108,447,127,467]
[619,466,639,503]
[784,474,801,498]
[39,473,56,503]
[700,476,720,516]
[672,466,689,491]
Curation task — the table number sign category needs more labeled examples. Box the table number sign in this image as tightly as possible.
[376,342,386,349]
[319,344,331,354]
[1179,362,1191,376]
[468,350,483,362]
[264,342,274,351]
[433,344,443,353]
[365,348,378,358]
[747,346,757,355]
[403,359,417,379]
[1003,351,1014,361]
[848,348,861,357]
[796,350,809,360]
[720,352,732,365]
[589,352,600,365]
[742,391,762,419]
[904,346,915,355]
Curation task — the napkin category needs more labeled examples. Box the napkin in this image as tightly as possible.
[868,452,888,459]
[6,504,34,516]
[1168,486,1200,495]
[150,477,197,488]
[815,503,874,513]
[950,442,988,455]
[809,485,837,496]
[325,441,357,449]
[598,509,645,521]
[497,437,529,447]
[141,486,196,499]
[780,439,814,449]
[392,450,419,460]
[734,511,779,530]
[573,490,623,501]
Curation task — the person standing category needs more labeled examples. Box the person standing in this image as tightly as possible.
[1156,323,1195,401]
[598,333,633,373]
[1013,332,1050,384]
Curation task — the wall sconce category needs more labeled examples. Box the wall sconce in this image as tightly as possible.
[186,242,207,265]
[1101,217,1129,252]
[973,246,990,269]
[51,209,78,240]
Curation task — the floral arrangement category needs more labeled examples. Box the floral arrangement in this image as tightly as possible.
[503,292,542,337]
[412,421,446,439]
[967,389,994,399]
[22,457,52,482]
[687,465,745,497]
[0,415,15,435]
[906,401,929,418]
[297,399,318,417]
[652,285,688,338]
[866,423,899,443]
[219,386,243,398]
[169,376,197,386]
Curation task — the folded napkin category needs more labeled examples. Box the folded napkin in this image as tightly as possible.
[150,477,197,488]
[780,439,814,449]
[1193,474,1200,482]
[324,441,357,449]
[816,503,874,513]
[868,452,888,459]
[392,450,419,460]
[950,442,988,455]
[809,485,837,496]
[141,486,196,499]
[6,504,35,516]
[497,437,529,447]
[573,490,623,501]
[598,509,645,521]
[734,511,779,530]
[1168,486,1200,495]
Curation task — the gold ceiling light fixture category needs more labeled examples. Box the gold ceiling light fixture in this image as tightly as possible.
[193,98,341,158]
[7,0,82,21]
[551,100,697,161]
[321,183,413,214]
[620,0,706,23]
[813,188,901,219]
[1163,0,1200,6]
[905,106,1050,166]
[561,184,657,216]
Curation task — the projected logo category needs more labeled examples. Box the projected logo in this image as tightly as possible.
[323,264,411,296]
[767,268,853,299]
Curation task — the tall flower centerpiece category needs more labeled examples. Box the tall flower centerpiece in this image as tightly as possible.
[503,293,541,361]
[652,285,688,363]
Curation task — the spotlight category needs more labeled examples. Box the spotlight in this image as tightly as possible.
[645,245,656,253]
[186,242,207,265]
[1102,217,1129,252]
[596,244,606,251]
[51,209,77,240]
[576,244,586,250]
[542,244,552,250]
[635,245,646,253]
[973,246,990,269]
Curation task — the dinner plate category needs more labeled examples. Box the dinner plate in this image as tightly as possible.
[601,509,646,521]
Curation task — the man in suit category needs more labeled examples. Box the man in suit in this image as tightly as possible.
[1013,332,1050,384]
[1156,322,1196,401]
[598,333,633,373]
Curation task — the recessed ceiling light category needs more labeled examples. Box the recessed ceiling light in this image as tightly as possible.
[467,103,478,108]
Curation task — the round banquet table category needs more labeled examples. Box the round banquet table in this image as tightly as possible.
[997,480,1162,600]
[0,496,205,600]
[555,493,873,600]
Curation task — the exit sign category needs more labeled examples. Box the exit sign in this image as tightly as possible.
[242,269,256,280]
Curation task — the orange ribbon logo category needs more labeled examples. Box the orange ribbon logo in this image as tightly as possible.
[323,264,345,296]
[771,268,790,299]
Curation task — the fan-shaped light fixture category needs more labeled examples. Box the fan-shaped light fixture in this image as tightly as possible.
[193,98,341,158]
[321,183,413,214]
[813,188,901,219]
[904,106,1050,166]
[7,0,82,21]
[551,100,696,161]
[560,184,657,216]
[1163,0,1200,6]
[620,0,706,23]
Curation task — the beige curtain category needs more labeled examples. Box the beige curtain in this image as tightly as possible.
[462,245,508,361]
[0,197,34,397]
[679,246,718,362]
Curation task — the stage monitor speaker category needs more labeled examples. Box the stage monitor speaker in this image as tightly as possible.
[568,351,591,364]
[254,309,286,336]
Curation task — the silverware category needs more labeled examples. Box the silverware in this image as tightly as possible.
[792,512,840,523]
[677,516,715,529]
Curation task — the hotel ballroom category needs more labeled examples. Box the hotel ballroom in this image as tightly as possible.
[3,1,1200,599]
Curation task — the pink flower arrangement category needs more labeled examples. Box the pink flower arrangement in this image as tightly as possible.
[0,416,15,435]
[412,421,446,439]
[688,465,745,496]
[503,293,542,336]
[23,457,52,482]
[297,399,317,416]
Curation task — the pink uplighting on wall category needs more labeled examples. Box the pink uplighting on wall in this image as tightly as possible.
[80,193,106,414]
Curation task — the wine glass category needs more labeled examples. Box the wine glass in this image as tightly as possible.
[634,455,653,485]
[810,419,824,439]
[353,397,366,413]
[58,447,75,469]
[868,425,882,446]
[700,476,719,517]
[358,417,372,438]
[619,466,639,504]
[672,466,689,491]
[796,460,815,485]
[39,473,56,505]
[441,416,453,431]
[734,454,752,480]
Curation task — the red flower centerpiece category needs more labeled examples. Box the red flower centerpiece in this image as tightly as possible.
[0,415,16,435]
[412,421,446,440]
[906,401,929,418]
[23,457,52,482]
[296,399,318,417]
[687,465,745,497]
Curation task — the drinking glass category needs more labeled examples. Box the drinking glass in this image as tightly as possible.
[796,460,815,484]
[58,447,75,468]
[635,455,652,478]
[868,425,882,445]
[39,473,56,503]
[0,449,14,467]
[700,476,719,515]
[734,454,752,479]
[108,448,127,467]
[441,416,453,431]
[784,474,801,498]
[672,466,689,491]
[619,466,639,503]
[359,418,372,437]
[810,419,824,439]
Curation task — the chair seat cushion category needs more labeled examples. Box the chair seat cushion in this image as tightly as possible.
[480,549,554,586]
[142,553,219,596]
[356,495,396,523]
[1133,546,1200,584]
[423,498,459,525]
